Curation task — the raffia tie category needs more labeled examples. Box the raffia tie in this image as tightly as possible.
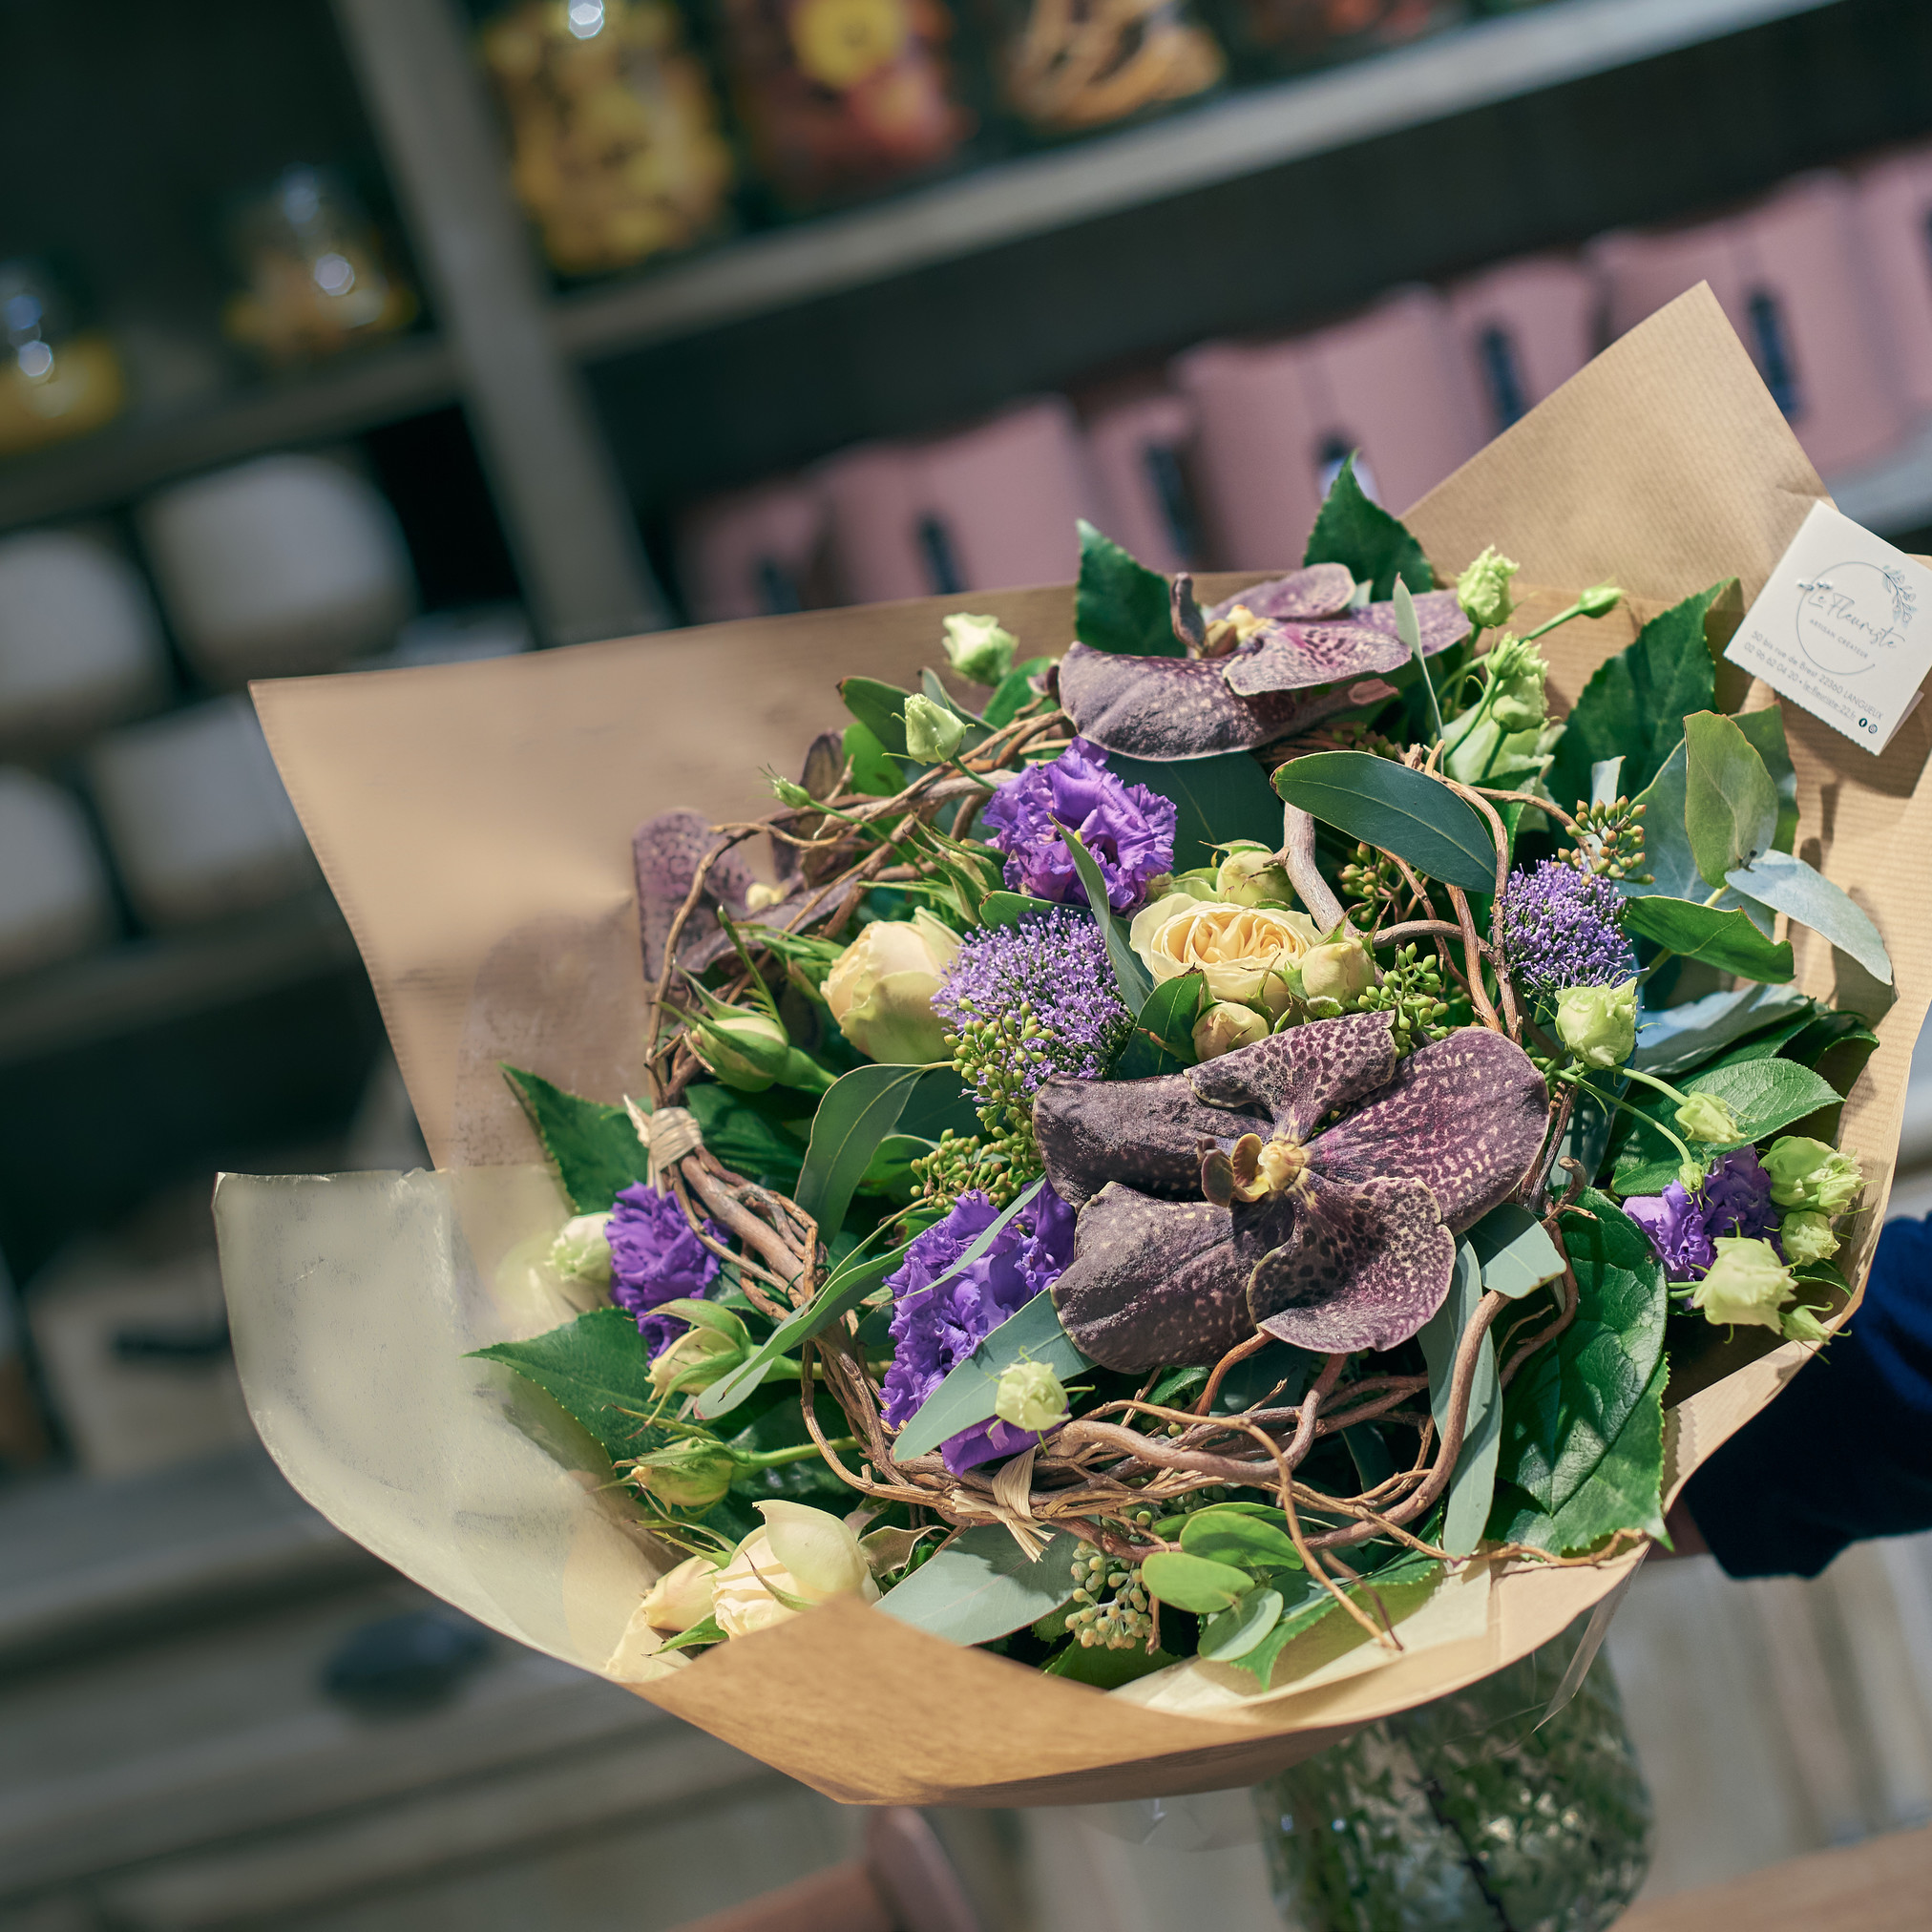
[625,1098,703,1186]
[947,1446,1048,1561]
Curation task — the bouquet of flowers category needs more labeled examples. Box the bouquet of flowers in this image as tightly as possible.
[223,289,1931,1805]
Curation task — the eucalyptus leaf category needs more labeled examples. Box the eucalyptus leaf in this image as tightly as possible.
[1226,1550,1441,1688]
[1589,757,1625,808]
[1109,750,1283,874]
[1732,705,1798,852]
[1076,520,1177,657]
[472,1308,663,1465]
[921,667,983,724]
[1180,1505,1304,1571]
[1683,710,1778,886]
[1272,750,1497,893]
[1466,1203,1565,1301]
[1418,1245,1500,1554]
[1113,971,1204,1078]
[1727,847,1893,986]
[876,1524,1082,1644]
[1632,983,1813,1076]
[1065,826,1155,1009]
[1142,1550,1253,1613]
[1622,895,1794,981]
[1199,1588,1285,1662]
[1302,455,1434,601]
[794,1062,932,1240]
[840,677,915,758]
[1343,1421,1396,1492]
[502,1066,647,1213]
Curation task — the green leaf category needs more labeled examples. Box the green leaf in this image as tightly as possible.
[1612,1057,1843,1195]
[1180,1506,1304,1570]
[1490,1351,1668,1555]
[1076,519,1177,657]
[893,1269,1087,1461]
[974,892,1040,932]
[1301,454,1433,601]
[1732,705,1798,852]
[502,1067,647,1213]
[1633,984,1813,1076]
[1108,751,1283,874]
[1683,710,1778,886]
[1727,848,1893,986]
[1466,1203,1565,1301]
[1547,581,1731,809]
[682,1082,808,1191]
[794,1062,931,1240]
[1064,826,1155,1010]
[472,1308,663,1464]
[1417,1245,1500,1554]
[1492,1191,1666,1516]
[1226,1550,1441,1688]
[843,721,904,797]
[1199,1587,1284,1662]
[1142,1550,1254,1613]
[1622,895,1794,981]
[654,1613,724,1653]
[1112,970,1204,1079]
[876,1524,1082,1644]
[983,656,1056,728]
[1043,1640,1180,1688]
[840,677,914,758]
[1272,751,1497,894]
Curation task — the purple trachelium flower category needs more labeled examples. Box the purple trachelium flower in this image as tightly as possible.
[979,738,1176,912]
[934,907,1133,1102]
[607,1183,722,1354]
[1494,860,1637,1001]
[880,1183,1077,1474]
[1627,1148,1781,1283]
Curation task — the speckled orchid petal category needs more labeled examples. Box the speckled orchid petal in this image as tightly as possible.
[634,809,754,982]
[1034,1072,1265,1208]
[1050,1186,1258,1370]
[1350,589,1470,651]
[1186,1011,1398,1142]
[1219,622,1414,698]
[1058,641,1339,761]
[1308,1028,1547,1229]
[1248,1172,1456,1354]
[1208,565,1356,624]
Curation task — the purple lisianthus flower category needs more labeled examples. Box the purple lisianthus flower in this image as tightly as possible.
[1494,860,1636,1001]
[1627,1148,1780,1282]
[607,1182,723,1354]
[979,737,1176,911]
[880,1182,1077,1474]
[934,907,1132,1101]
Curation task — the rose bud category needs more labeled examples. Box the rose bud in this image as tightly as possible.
[631,1437,741,1509]
[648,1321,747,1397]
[547,1211,612,1283]
[1690,1236,1796,1333]
[1192,1000,1270,1060]
[902,693,967,764]
[994,1359,1071,1434]
[640,1553,721,1633]
[1214,843,1294,908]
[712,1502,879,1637]
[824,910,961,1064]
[941,612,1018,685]
[1456,544,1521,629]
[1780,1303,1832,1345]
[1300,936,1375,1006]
[1780,1210,1840,1267]
[1761,1137,1864,1214]
[1579,583,1624,619]
[1556,979,1636,1070]
[690,1007,832,1095]
[1675,1092,1745,1145]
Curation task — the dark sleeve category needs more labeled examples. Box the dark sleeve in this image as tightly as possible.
[1683,1213,1932,1580]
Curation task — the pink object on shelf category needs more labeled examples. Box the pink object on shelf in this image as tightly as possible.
[1856,144,1932,418]
[1445,256,1602,438]
[815,399,1099,605]
[1084,391,1200,574]
[1591,174,1905,476]
[1176,286,1483,570]
[676,476,828,623]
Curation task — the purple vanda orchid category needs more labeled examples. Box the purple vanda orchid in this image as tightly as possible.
[1032,1010,1548,1369]
[1058,565,1470,762]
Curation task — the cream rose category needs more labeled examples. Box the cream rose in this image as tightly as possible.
[711,1501,880,1637]
[1129,892,1322,1016]
[824,910,961,1064]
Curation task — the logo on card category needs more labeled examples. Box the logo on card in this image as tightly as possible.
[1794,561,1917,677]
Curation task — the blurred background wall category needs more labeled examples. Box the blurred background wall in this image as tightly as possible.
[7,0,1932,1924]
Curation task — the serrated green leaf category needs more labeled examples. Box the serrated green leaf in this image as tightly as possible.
[840,677,915,757]
[877,1523,1082,1644]
[1142,1550,1253,1613]
[1180,1506,1304,1571]
[1076,520,1177,657]
[843,721,904,797]
[1108,750,1283,874]
[1200,1587,1284,1661]
[1727,848,1893,986]
[1611,1056,1843,1195]
[1547,582,1731,809]
[472,1308,663,1464]
[1683,710,1778,886]
[1732,705,1798,852]
[1622,895,1794,981]
[983,656,1056,728]
[502,1066,648,1213]
[1418,1245,1500,1554]
[1273,750,1497,893]
[794,1062,932,1241]
[1064,825,1154,1010]
[1493,1192,1666,1516]
[1301,454,1433,601]
[1112,970,1204,1079]
[1467,1202,1565,1301]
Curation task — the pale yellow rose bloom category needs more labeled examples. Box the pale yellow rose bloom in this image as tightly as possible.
[640,1553,721,1632]
[824,909,961,1064]
[711,1501,880,1638]
[1129,893,1323,1017]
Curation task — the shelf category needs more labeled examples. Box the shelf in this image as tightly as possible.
[555,0,1845,364]
[0,334,459,536]
[0,889,361,1068]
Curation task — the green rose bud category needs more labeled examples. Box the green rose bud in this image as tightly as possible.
[1578,583,1624,619]
[1457,545,1521,629]
[1192,1001,1271,1060]
[1679,1158,1710,1192]
[825,909,961,1064]
[690,1008,830,1095]
[547,1211,612,1283]
[902,693,966,764]
[1556,979,1636,1069]
[1214,843,1294,908]
[632,1437,741,1509]
[940,612,1018,685]
[1300,937,1375,1005]
[1780,1303,1832,1345]
[1691,1236,1796,1333]
[1779,1210,1840,1267]
[1675,1092,1745,1145]
[994,1359,1071,1434]
[1761,1137,1864,1214]
[648,1313,751,1396]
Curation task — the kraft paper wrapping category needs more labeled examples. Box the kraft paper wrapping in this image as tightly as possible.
[219,287,1932,1805]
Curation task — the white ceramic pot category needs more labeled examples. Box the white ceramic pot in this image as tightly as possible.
[0,530,169,750]
[138,453,416,682]
[0,767,116,975]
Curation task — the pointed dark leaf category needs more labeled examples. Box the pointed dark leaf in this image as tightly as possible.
[1301,455,1436,601]
[840,676,915,757]
[1112,971,1206,1079]
[1063,825,1153,1009]
[1107,750,1283,873]
[982,655,1056,728]
[503,1066,647,1212]
[1271,751,1499,894]
[1076,519,1179,657]
[472,1308,665,1465]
